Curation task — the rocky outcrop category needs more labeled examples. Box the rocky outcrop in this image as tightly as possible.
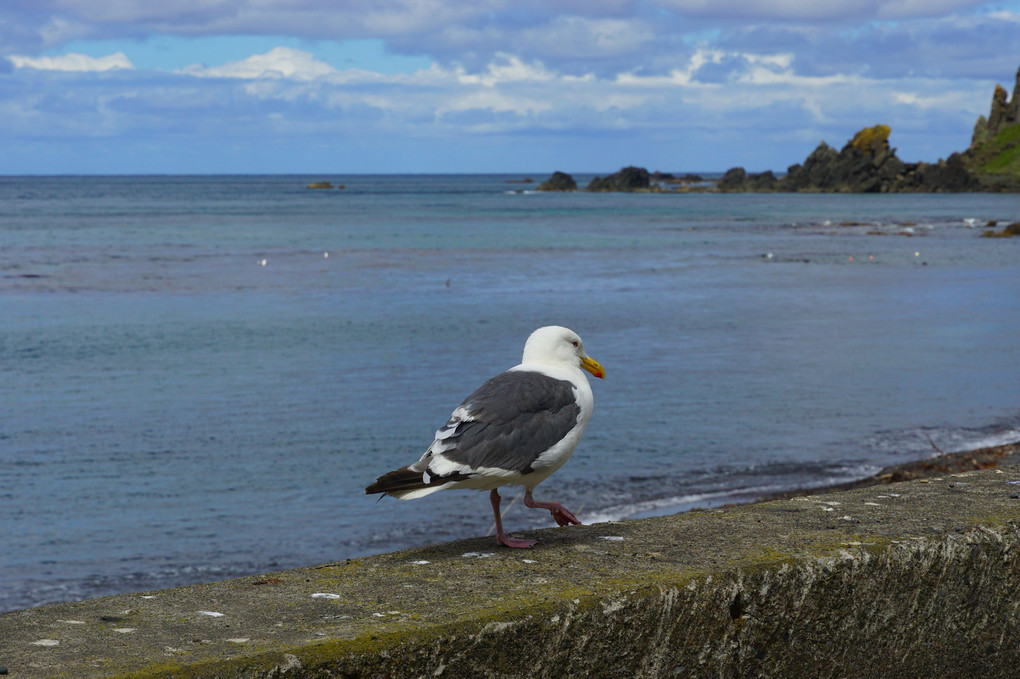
[720,125,983,193]
[965,66,1020,181]
[900,152,979,191]
[538,169,704,192]
[535,67,1018,195]
[971,66,1020,147]
[585,166,657,192]
[719,167,778,191]
[535,171,578,191]
[716,65,1020,193]
[785,126,911,192]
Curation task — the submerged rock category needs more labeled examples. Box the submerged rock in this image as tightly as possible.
[981,221,1020,238]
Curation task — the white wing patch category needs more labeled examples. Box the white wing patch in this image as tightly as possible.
[434,405,475,446]
[426,451,474,478]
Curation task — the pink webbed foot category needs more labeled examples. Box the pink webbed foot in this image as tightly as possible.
[549,505,580,527]
[524,490,581,527]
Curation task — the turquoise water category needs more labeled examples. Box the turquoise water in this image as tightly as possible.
[2,175,1019,610]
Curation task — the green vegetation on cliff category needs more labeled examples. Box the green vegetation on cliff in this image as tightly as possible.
[971,122,1020,174]
[965,66,1020,178]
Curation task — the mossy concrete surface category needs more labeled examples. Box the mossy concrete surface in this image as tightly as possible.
[4,468,1020,678]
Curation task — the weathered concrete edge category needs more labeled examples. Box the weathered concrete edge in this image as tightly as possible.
[7,460,1020,679]
[108,517,1020,679]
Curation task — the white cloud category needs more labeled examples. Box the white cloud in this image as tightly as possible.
[438,89,554,117]
[8,51,133,72]
[162,45,987,142]
[1,1,1011,173]
[614,49,804,88]
[179,47,336,80]
[890,88,983,110]
[455,54,557,87]
[985,9,1020,21]
[3,1,1016,87]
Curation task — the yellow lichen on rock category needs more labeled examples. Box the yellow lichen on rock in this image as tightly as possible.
[849,125,891,153]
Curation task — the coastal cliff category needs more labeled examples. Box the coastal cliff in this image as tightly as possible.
[965,65,1020,184]
[715,65,1020,193]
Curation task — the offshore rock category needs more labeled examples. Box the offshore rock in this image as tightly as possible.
[585,166,655,192]
[536,171,578,191]
[905,153,979,192]
[717,167,748,192]
[718,167,778,192]
[781,125,909,192]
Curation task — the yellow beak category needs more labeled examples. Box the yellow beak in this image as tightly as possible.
[580,355,605,379]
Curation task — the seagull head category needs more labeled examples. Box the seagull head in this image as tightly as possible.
[522,326,605,379]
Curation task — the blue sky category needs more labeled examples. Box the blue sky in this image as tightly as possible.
[2,1,1018,174]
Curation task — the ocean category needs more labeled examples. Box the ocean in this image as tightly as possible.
[2,174,1019,612]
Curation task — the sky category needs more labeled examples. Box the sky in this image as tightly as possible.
[2,1,1019,174]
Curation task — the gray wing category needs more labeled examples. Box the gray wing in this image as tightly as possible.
[434,371,580,475]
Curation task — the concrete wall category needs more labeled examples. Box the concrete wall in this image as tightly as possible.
[3,467,1020,678]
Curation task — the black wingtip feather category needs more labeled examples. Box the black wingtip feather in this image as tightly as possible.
[365,467,427,495]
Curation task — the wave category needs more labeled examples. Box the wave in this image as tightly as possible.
[580,462,882,525]
[584,488,776,524]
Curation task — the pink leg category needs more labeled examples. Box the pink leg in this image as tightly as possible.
[490,489,537,548]
[524,489,581,527]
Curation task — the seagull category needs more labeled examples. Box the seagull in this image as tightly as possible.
[366,326,604,548]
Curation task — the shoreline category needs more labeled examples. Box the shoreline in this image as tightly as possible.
[605,439,1020,524]
[750,440,1020,505]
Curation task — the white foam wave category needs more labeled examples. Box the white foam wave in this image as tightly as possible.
[584,488,772,524]
[948,428,1020,453]
[582,461,887,525]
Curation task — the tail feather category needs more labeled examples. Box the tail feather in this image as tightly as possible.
[366,466,474,497]
[366,467,427,495]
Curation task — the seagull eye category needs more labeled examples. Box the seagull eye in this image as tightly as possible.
[571,340,579,347]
